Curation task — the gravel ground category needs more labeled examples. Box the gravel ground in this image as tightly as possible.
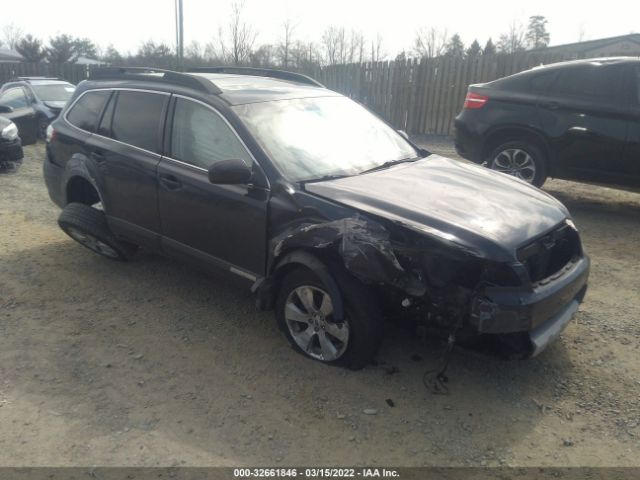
[0,142,639,467]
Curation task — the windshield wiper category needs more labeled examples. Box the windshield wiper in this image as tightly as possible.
[302,173,352,183]
[358,156,421,175]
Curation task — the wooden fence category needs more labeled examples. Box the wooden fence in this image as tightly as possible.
[0,62,92,85]
[1,51,635,135]
[309,51,636,135]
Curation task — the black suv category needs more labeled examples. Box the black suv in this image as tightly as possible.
[0,77,75,141]
[44,67,590,368]
[454,57,640,189]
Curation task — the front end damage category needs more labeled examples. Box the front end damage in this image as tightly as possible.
[257,213,589,358]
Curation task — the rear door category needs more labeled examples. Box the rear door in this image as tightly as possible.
[0,86,38,145]
[537,63,629,184]
[84,89,169,247]
[157,95,269,279]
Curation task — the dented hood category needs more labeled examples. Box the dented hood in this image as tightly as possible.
[304,155,569,257]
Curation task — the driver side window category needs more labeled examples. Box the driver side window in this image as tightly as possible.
[0,88,28,109]
[170,98,252,170]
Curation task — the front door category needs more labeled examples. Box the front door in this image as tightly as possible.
[157,96,269,279]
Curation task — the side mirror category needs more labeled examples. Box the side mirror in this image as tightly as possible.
[397,130,409,140]
[208,158,252,185]
[0,105,14,114]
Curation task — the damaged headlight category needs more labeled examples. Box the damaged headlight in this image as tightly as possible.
[1,123,18,141]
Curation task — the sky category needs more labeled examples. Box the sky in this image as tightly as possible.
[3,0,640,57]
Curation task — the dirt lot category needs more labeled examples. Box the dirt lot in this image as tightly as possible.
[0,142,639,467]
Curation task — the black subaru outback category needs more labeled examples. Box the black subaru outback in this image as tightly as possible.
[44,67,590,368]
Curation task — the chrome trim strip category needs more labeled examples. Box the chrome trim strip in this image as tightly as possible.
[229,267,257,281]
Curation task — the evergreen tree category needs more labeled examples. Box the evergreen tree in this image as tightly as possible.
[466,39,482,57]
[15,34,46,62]
[526,15,550,48]
[445,33,465,58]
[483,38,496,55]
[46,34,77,63]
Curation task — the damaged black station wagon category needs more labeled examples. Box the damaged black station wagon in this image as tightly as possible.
[43,67,590,368]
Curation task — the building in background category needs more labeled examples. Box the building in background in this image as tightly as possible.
[0,49,24,63]
[531,33,640,58]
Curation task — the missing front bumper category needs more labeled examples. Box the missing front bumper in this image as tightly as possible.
[468,255,589,355]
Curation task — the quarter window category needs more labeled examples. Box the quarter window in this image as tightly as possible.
[170,98,252,169]
[67,90,110,132]
[0,88,29,109]
[111,91,167,153]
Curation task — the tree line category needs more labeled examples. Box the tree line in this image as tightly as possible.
[1,7,551,68]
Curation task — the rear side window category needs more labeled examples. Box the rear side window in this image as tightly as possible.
[548,65,625,101]
[529,71,557,92]
[170,97,252,169]
[111,91,167,153]
[67,90,110,132]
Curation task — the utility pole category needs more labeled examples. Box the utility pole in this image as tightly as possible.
[175,0,184,70]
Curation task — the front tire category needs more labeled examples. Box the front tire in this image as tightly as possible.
[58,203,136,261]
[488,140,547,187]
[276,266,382,370]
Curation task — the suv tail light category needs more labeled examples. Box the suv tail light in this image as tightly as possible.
[463,91,489,109]
[46,124,56,143]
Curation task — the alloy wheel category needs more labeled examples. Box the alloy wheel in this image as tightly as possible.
[492,148,537,183]
[284,285,349,362]
[66,227,119,259]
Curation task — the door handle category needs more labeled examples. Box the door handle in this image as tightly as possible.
[159,173,182,190]
[568,126,595,137]
[90,151,105,162]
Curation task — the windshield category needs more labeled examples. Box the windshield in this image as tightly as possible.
[233,96,419,182]
[31,83,75,102]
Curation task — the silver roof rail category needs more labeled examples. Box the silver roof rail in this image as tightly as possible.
[88,67,222,95]
[189,66,324,88]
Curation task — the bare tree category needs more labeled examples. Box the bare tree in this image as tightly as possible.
[413,27,448,58]
[218,1,257,65]
[348,30,365,64]
[322,26,353,66]
[3,23,24,50]
[184,40,207,67]
[370,33,386,62]
[290,40,321,69]
[277,17,297,68]
[251,44,276,67]
[497,21,527,53]
[322,26,346,66]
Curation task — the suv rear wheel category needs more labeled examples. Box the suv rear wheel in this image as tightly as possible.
[488,140,547,187]
[58,203,136,261]
[276,267,382,369]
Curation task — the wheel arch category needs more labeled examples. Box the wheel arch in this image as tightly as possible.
[64,174,102,208]
[254,249,346,321]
